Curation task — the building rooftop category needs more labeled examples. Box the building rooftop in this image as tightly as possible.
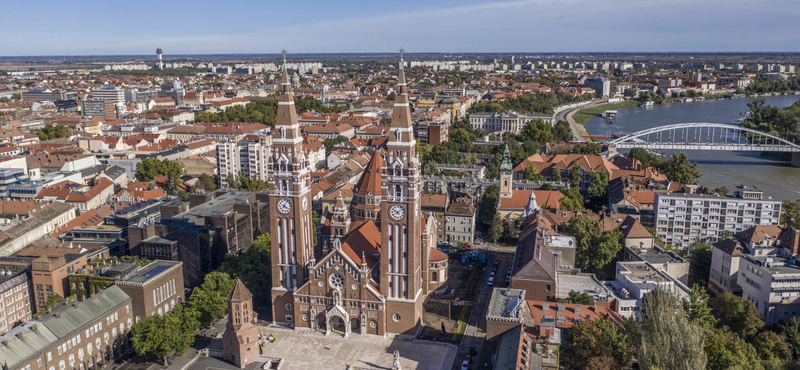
[556,273,612,302]
[635,246,686,265]
[175,191,257,224]
[487,288,526,319]
[118,260,181,285]
[744,255,800,275]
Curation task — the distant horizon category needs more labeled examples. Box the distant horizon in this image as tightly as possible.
[4,0,798,56]
[4,51,800,59]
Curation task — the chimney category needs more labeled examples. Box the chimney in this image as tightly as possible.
[556,302,565,313]
[575,305,582,315]
[31,324,38,331]
[542,303,550,312]
[54,312,61,318]
[16,333,23,339]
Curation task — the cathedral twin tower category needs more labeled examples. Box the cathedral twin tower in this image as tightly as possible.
[268,51,438,337]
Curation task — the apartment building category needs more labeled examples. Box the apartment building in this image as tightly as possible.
[217,136,272,189]
[421,194,448,243]
[21,89,67,102]
[0,271,31,334]
[654,188,782,249]
[91,87,125,103]
[738,255,800,325]
[469,110,552,135]
[445,198,476,244]
[0,285,133,370]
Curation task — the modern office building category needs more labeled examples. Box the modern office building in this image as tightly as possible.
[81,100,117,120]
[129,191,269,286]
[216,135,272,189]
[91,87,125,103]
[21,89,66,102]
[738,255,800,325]
[654,188,782,249]
[584,77,610,97]
[469,110,552,135]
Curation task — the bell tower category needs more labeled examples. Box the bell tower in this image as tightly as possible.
[223,279,259,368]
[269,49,314,327]
[380,48,424,335]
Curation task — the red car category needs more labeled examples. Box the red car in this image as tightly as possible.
[465,244,473,249]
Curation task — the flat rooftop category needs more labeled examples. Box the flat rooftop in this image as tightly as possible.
[177,191,257,224]
[618,261,671,283]
[556,273,612,301]
[636,246,686,265]
[487,288,526,319]
[745,255,800,275]
[120,260,181,284]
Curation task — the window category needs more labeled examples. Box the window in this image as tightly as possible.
[37,358,42,368]
[392,314,401,322]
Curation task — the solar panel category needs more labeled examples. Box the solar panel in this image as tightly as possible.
[142,265,170,281]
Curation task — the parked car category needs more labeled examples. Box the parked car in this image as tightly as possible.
[488,277,494,286]
[505,275,511,283]
[507,267,512,275]
[489,271,495,277]
[461,360,470,370]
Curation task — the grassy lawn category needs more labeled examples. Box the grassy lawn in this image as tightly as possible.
[450,305,473,344]
[573,101,639,124]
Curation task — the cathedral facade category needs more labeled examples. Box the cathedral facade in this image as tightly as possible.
[270,53,448,337]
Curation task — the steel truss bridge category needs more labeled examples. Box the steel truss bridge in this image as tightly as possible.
[608,123,800,152]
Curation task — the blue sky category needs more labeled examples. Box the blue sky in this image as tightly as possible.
[3,0,799,56]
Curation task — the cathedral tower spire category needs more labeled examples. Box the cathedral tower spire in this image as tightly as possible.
[269,49,314,327]
[380,49,424,335]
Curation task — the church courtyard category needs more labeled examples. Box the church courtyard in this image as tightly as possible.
[252,326,457,370]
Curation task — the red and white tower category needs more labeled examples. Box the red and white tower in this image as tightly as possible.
[380,48,424,335]
[269,49,314,327]
[156,47,163,70]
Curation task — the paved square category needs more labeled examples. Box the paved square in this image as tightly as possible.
[257,327,456,370]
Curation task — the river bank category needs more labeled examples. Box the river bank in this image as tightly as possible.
[573,101,639,125]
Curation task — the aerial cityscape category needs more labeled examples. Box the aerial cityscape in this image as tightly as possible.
[1,1,800,370]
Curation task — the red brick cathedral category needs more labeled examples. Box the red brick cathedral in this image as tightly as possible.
[269,51,448,337]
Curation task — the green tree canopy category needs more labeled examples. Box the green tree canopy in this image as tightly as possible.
[566,215,621,273]
[704,327,763,370]
[135,158,183,194]
[636,289,707,370]
[711,292,764,339]
[561,318,631,370]
[187,271,235,327]
[689,243,712,287]
[220,233,272,296]
[131,304,198,365]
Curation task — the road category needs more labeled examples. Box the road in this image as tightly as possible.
[553,99,607,142]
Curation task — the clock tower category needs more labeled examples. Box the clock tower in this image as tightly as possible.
[269,50,314,327]
[380,49,424,335]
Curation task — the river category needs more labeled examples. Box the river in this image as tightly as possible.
[584,95,800,200]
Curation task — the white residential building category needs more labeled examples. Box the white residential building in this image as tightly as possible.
[469,110,552,135]
[738,255,800,325]
[92,86,125,103]
[216,136,272,189]
[654,188,782,249]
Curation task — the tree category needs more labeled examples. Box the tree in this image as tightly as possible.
[559,187,586,212]
[194,173,217,192]
[323,135,350,152]
[220,233,272,296]
[386,92,396,101]
[781,199,800,228]
[586,172,609,210]
[561,319,631,370]
[523,163,544,181]
[488,214,503,243]
[567,215,621,272]
[0,96,8,103]
[10,93,21,101]
[187,271,235,327]
[663,152,702,184]
[636,289,707,370]
[519,119,553,143]
[478,185,500,229]
[567,167,582,189]
[751,330,791,362]
[713,186,730,195]
[781,316,800,358]
[36,125,70,141]
[560,290,594,305]
[711,292,764,339]
[135,158,183,194]
[131,305,198,365]
[552,121,572,142]
[683,284,717,329]
[704,327,763,370]
[689,243,712,287]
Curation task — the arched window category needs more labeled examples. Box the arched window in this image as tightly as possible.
[432,272,438,282]
[59,361,66,370]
